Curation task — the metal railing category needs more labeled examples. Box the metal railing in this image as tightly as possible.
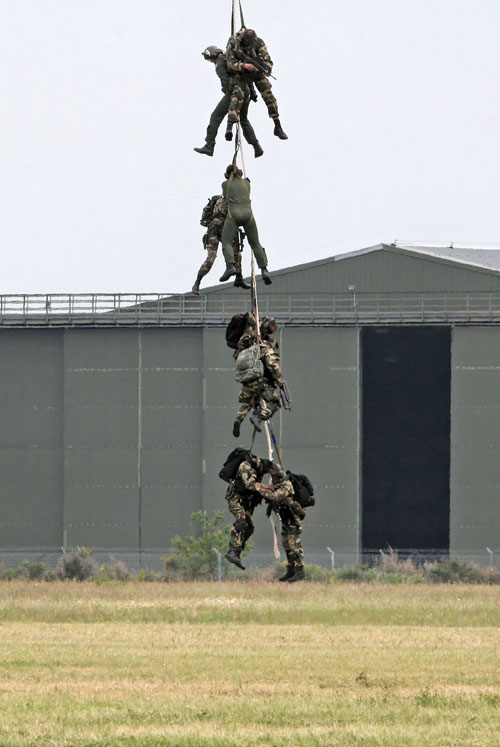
[1,292,500,326]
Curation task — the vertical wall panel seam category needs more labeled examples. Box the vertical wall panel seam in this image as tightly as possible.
[137,330,143,565]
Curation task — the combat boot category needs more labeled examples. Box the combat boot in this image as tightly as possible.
[225,546,245,570]
[253,142,264,158]
[288,566,306,583]
[232,419,241,438]
[191,276,202,295]
[234,275,251,290]
[219,263,237,282]
[193,143,214,156]
[225,121,233,141]
[279,565,294,582]
[261,267,272,285]
[273,119,288,140]
[249,410,263,432]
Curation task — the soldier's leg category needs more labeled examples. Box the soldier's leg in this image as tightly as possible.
[196,235,218,280]
[239,99,257,145]
[281,520,304,568]
[226,83,245,142]
[194,95,231,156]
[221,215,239,264]
[226,495,247,549]
[254,76,279,119]
[259,385,282,422]
[243,215,268,269]
[205,94,231,144]
[254,76,287,139]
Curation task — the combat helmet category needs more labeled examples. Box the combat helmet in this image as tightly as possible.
[202,46,223,61]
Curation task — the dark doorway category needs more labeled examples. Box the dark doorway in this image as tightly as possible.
[361,326,451,558]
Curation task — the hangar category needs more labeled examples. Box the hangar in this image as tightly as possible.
[1,241,499,568]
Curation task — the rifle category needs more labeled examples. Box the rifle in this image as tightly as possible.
[240,50,276,80]
[280,379,292,410]
[238,228,246,254]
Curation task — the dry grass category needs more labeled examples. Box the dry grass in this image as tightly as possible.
[0,582,499,745]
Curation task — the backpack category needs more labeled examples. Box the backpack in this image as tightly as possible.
[219,448,252,482]
[286,471,315,508]
[200,195,220,227]
[225,312,249,349]
[235,344,264,384]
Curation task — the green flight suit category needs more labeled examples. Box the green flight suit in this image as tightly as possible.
[204,56,258,147]
[221,175,268,269]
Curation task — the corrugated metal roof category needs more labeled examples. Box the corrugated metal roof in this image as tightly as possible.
[199,242,500,294]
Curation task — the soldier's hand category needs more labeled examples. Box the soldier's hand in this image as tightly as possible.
[250,91,258,102]
[243,63,258,72]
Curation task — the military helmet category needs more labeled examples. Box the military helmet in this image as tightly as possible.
[202,46,223,61]
[240,28,257,46]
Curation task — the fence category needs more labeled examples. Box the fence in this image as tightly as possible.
[2,292,500,326]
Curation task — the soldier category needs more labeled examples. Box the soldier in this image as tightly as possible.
[255,471,307,582]
[193,46,264,158]
[225,28,288,141]
[224,454,277,569]
[192,194,250,295]
[235,315,278,354]
[219,164,272,285]
[233,325,284,437]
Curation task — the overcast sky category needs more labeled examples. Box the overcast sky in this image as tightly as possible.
[1,0,499,294]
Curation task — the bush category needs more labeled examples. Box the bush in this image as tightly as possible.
[58,548,99,581]
[163,510,232,581]
[97,561,130,582]
[426,558,484,584]
[334,564,379,583]
[0,567,19,581]
[19,560,46,580]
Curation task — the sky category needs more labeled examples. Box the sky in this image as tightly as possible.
[1,0,500,294]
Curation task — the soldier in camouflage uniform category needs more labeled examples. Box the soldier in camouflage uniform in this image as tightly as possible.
[192,195,250,295]
[193,45,264,158]
[235,315,278,354]
[219,164,272,285]
[224,455,277,569]
[225,29,288,141]
[233,330,284,438]
[255,472,307,582]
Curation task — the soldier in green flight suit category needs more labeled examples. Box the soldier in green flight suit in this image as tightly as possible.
[219,164,272,285]
[193,46,263,158]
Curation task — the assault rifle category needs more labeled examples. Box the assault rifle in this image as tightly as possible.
[280,379,292,410]
[238,228,246,254]
[240,50,276,80]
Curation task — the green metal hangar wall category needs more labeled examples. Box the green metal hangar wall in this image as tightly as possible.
[1,241,499,568]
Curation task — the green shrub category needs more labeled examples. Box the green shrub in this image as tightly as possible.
[0,567,19,581]
[19,560,46,580]
[97,561,130,582]
[303,563,333,583]
[163,510,232,581]
[58,548,99,581]
[427,558,484,584]
[136,568,162,582]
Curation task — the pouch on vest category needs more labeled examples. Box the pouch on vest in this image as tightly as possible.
[235,344,264,384]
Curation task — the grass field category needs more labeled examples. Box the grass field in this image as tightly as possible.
[0,581,499,746]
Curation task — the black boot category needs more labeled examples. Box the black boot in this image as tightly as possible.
[191,276,202,295]
[288,566,306,583]
[234,275,251,290]
[193,143,214,156]
[273,119,288,140]
[225,546,245,570]
[261,267,272,285]
[279,565,294,582]
[253,142,264,158]
[219,263,236,282]
[249,410,263,432]
[225,121,233,141]
[232,419,241,438]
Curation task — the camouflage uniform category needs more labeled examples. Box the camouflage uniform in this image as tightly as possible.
[236,341,283,424]
[256,476,306,569]
[225,457,270,550]
[196,197,243,282]
[226,32,279,121]
[202,54,260,148]
[221,174,268,269]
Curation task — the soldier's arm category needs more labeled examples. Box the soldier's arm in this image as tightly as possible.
[263,347,284,387]
[238,462,258,491]
[225,37,244,73]
[216,57,231,93]
[256,39,273,70]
